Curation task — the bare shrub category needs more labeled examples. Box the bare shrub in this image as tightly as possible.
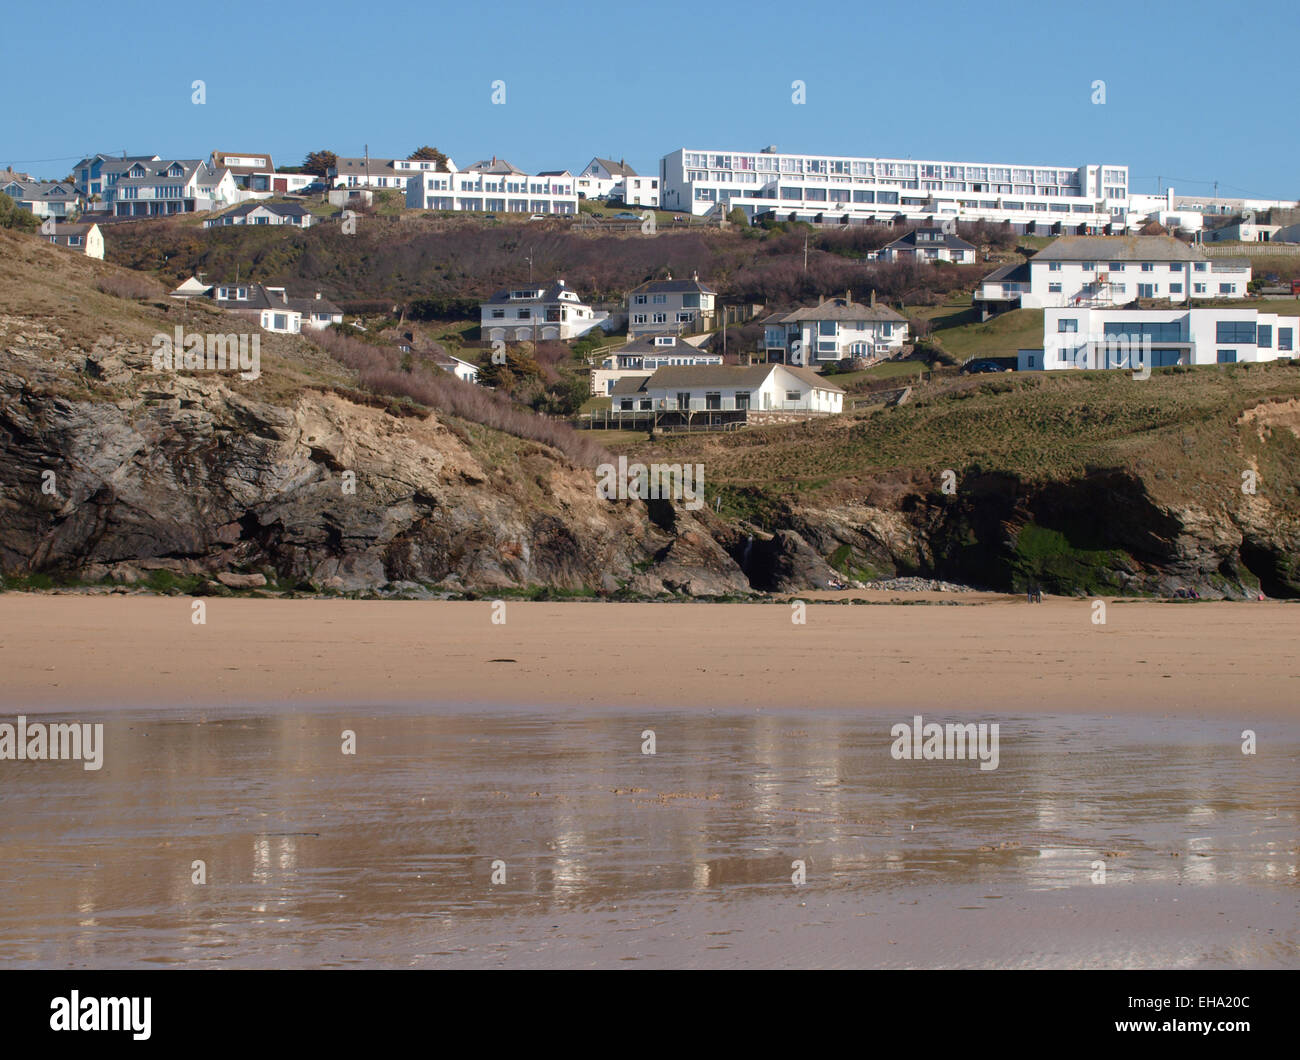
[96,272,165,300]
[308,328,609,467]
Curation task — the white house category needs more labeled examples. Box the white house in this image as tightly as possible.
[975,235,1252,314]
[763,292,908,365]
[1018,306,1298,371]
[590,335,722,395]
[626,274,717,337]
[662,147,1133,231]
[202,202,315,228]
[480,280,607,341]
[329,156,447,190]
[42,222,104,259]
[435,355,481,384]
[576,157,632,199]
[407,157,578,215]
[875,226,976,264]
[203,283,343,333]
[611,363,844,417]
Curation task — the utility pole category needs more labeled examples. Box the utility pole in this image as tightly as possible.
[365,144,370,190]
[803,231,809,272]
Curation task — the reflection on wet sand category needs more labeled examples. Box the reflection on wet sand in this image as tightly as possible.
[0,708,1295,967]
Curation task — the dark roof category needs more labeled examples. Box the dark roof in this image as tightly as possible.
[593,157,637,178]
[49,223,96,236]
[978,261,1031,284]
[1034,235,1202,262]
[628,277,716,296]
[883,227,976,251]
[206,282,338,315]
[610,376,651,396]
[465,158,525,175]
[482,280,586,305]
[779,297,906,323]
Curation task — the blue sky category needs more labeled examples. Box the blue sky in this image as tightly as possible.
[2,0,1294,200]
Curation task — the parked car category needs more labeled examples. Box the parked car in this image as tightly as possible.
[961,359,1010,374]
[528,214,546,221]
[611,211,639,220]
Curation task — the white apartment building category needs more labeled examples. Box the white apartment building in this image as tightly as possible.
[330,156,449,190]
[661,147,1133,230]
[407,157,577,215]
[974,236,1251,313]
[1019,306,1297,371]
[480,280,607,341]
[762,293,908,365]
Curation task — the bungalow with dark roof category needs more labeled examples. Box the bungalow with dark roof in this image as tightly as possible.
[203,202,315,228]
[609,363,844,424]
[875,226,976,264]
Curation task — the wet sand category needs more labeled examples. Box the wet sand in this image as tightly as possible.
[1,595,1297,968]
[1,594,1298,717]
[0,707,1295,968]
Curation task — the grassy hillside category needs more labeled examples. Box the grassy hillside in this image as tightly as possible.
[633,363,1300,507]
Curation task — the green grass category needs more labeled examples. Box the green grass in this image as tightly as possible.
[631,361,1300,499]
[909,305,1045,360]
[828,360,932,390]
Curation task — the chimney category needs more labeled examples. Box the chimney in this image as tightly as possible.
[819,293,825,305]
[845,289,851,304]
[692,270,698,282]
[869,290,877,308]
[315,291,321,300]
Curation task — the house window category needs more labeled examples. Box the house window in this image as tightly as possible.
[632,314,647,324]
[652,294,667,304]
[1169,263,1183,272]
[1048,283,1062,293]
[1028,354,1036,367]
[491,309,505,318]
[1109,263,1125,271]
[653,313,667,323]
[1141,263,1154,272]
[1048,262,1061,272]
[677,391,690,409]
[785,390,800,403]
[1279,327,1293,352]
[1170,284,1183,294]
[518,309,531,319]
[1058,319,1078,333]
[705,392,721,410]
[1193,283,1207,294]
[676,312,693,322]
[1138,284,1156,298]
[634,295,647,305]
[1081,262,1095,271]
[1194,262,1208,272]
[1258,325,1272,348]
[1219,283,1236,295]
[1217,350,1237,363]
[1216,321,1255,343]
[735,391,750,409]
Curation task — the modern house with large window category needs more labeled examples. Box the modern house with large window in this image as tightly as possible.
[626,275,717,337]
[480,280,607,341]
[661,147,1133,231]
[1018,306,1297,371]
[762,292,908,365]
[974,235,1252,314]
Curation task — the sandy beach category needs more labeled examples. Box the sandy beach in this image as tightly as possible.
[1,593,1296,718]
